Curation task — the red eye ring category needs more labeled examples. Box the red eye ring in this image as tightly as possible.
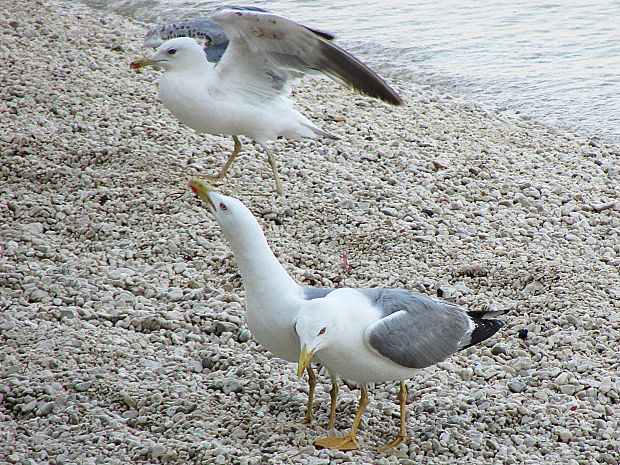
[318,327,326,336]
[219,202,227,211]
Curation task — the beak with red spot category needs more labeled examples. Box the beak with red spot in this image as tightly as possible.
[188,179,216,212]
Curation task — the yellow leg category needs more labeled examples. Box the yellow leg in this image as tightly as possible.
[262,145,284,196]
[327,381,339,430]
[299,365,317,425]
[377,382,408,452]
[315,385,368,451]
[203,135,242,182]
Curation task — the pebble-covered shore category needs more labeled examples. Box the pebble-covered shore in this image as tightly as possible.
[1,1,619,464]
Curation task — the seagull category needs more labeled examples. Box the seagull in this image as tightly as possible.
[187,179,340,426]
[295,288,505,451]
[132,6,403,195]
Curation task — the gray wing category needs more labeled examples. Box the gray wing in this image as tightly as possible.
[144,18,230,63]
[210,7,403,104]
[362,289,474,369]
[302,287,335,301]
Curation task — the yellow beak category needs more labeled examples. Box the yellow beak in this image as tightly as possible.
[188,178,216,211]
[297,344,316,378]
[130,57,157,70]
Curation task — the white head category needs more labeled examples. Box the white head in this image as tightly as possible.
[188,179,261,241]
[131,37,207,72]
[295,299,340,377]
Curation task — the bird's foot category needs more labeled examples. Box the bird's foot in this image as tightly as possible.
[314,434,359,451]
[327,418,336,431]
[298,412,313,426]
[376,434,406,453]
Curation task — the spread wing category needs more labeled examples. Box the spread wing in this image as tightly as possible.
[209,7,403,104]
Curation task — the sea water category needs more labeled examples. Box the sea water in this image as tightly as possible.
[78,0,620,142]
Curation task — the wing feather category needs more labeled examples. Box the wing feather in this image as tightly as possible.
[363,290,475,369]
[211,8,403,104]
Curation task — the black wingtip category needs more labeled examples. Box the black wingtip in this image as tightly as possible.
[462,319,504,350]
[304,25,336,41]
[318,41,404,106]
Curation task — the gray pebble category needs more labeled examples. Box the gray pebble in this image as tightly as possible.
[75,381,92,392]
[222,379,244,394]
[36,401,56,416]
[150,444,167,459]
[237,328,251,343]
[508,380,526,393]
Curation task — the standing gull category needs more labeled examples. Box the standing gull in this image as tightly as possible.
[187,179,339,426]
[131,6,403,195]
[296,288,505,451]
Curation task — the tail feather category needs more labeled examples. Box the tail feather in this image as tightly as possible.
[301,122,340,140]
[460,316,504,351]
[467,309,507,319]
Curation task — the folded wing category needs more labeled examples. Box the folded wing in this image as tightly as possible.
[364,290,503,369]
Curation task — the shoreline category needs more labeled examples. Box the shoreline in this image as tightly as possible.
[1,1,619,464]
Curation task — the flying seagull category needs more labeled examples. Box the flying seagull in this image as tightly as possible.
[132,6,403,195]
[296,289,505,451]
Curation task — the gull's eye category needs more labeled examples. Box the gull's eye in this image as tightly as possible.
[317,327,326,336]
[167,48,177,55]
[219,202,227,211]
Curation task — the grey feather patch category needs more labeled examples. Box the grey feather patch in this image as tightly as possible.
[144,18,229,63]
[303,287,334,301]
[363,289,474,369]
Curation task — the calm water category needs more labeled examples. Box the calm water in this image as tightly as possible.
[80,0,620,142]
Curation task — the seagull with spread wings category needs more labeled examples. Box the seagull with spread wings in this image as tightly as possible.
[131,6,403,195]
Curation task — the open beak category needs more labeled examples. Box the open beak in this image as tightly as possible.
[297,344,316,378]
[188,179,216,211]
[130,57,159,70]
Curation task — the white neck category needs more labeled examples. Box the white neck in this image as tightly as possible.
[223,219,300,302]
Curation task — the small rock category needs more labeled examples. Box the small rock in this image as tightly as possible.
[75,381,92,392]
[36,401,56,416]
[491,344,508,356]
[486,439,500,450]
[150,444,167,459]
[122,394,138,409]
[167,288,184,302]
[508,380,526,393]
[29,289,49,302]
[201,356,214,370]
[141,316,163,332]
[222,379,243,394]
[460,368,473,381]
[60,308,77,319]
[21,400,38,413]
[0,320,16,331]
[421,403,435,413]
[122,410,138,420]
[189,360,203,373]
[517,329,529,339]
[237,328,251,343]
[139,359,162,369]
[215,321,237,335]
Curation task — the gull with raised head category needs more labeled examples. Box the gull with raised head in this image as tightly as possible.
[187,178,339,426]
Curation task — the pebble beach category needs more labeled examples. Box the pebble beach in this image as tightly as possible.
[1,0,619,464]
